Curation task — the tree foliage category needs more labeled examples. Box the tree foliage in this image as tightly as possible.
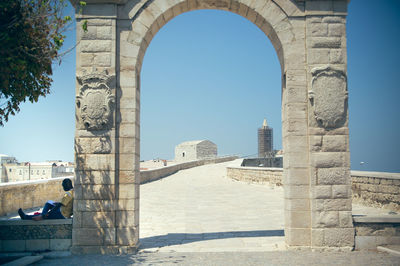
[0,0,72,126]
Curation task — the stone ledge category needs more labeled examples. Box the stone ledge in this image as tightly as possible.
[0,176,73,188]
[353,216,400,224]
[351,171,400,180]
[0,219,72,241]
[227,166,283,171]
[0,219,72,226]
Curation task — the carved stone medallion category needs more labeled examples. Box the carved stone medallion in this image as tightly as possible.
[76,70,115,131]
[309,66,348,129]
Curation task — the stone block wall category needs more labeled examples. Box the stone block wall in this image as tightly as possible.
[141,156,237,184]
[354,216,400,250]
[352,171,400,212]
[227,167,283,186]
[0,219,72,252]
[0,177,73,217]
[226,167,400,212]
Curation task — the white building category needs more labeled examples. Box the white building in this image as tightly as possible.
[175,140,217,162]
[0,154,17,182]
[1,159,74,183]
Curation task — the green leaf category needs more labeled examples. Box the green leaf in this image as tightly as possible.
[82,20,88,32]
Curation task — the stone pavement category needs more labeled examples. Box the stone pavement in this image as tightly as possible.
[139,160,285,252]
[34,250,399,265]
[32,160,399,264]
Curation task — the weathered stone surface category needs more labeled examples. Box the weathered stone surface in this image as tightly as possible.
[322,135,348,152]
[311,152,348,168]
[50,239,72,251]
[355,224,400,237]
[284,185,309,199]
[309,66,348,129]
[75,137,113,154]
[75,170,115,185]
[285,211,311,228]
[332,185,351,198]
[81,40,112,52]
[285,228,311,246]
[318,167,349,185]
[75,184,115,200]
[312,198,352,211]
[0,223,72,240]
[76,70,115,131]
[72,0,353,253]
[312,211,339,228]
[352,172,400,212]
[116,227,138,245]
[2,240,25,252]
[26,239,50,251]
[82,211,115,228]
[323,228,354,247]
[339,211,353,228]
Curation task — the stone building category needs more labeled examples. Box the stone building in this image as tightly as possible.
[258,119,273,157]
[175,140,217,162]
[1,161,74,183]
[0,154,17,182]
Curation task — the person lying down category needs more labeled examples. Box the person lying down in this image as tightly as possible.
[18,178,73,221]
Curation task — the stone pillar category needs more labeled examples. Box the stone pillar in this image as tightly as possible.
[305,0,354,249]
[71,3,137,254]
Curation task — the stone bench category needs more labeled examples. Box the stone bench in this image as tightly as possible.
[0,219,72,252]
[354,215,400,250]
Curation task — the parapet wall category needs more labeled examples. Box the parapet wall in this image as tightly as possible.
[227,167,400,212]
[352,171,400,212]
[0,177,71,217]
[140,156,238,184]
[0,157,237,217]
[227,166,283,186]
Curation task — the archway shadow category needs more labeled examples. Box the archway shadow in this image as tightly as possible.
[140,229,284,249]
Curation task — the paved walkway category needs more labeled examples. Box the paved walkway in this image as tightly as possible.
[33,160,399,264]
[34,250,399,265]
[139,160,285,252]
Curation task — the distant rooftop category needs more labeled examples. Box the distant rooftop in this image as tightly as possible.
[178,140,208,146]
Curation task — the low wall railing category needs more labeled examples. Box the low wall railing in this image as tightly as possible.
[0,177,71,217]
[226,166,400,212]
[140,156,238,183]
[0,157,238,217]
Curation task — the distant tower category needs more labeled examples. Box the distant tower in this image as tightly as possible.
[258,119,273,157]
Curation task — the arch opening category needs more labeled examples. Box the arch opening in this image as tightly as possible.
[138,9,284,251]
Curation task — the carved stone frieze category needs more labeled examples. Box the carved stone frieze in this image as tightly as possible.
[76,70,115,131]
[309,66,348,129]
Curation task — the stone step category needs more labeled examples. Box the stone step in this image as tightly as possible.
[377,245,400,256]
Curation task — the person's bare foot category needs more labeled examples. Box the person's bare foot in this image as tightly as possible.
[32,215,43,221]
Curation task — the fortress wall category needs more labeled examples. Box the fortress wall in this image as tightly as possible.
[226,167,400,212]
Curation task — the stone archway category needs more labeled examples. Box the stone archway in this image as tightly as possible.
[72,0,353,254]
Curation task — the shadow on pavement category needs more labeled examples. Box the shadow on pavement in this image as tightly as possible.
[140,229,284,249]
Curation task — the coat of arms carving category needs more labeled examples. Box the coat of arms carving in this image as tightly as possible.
[309,66,348,129]
[76,70,115,131]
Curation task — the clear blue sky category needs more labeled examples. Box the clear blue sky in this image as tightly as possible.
[0,1,399,172]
